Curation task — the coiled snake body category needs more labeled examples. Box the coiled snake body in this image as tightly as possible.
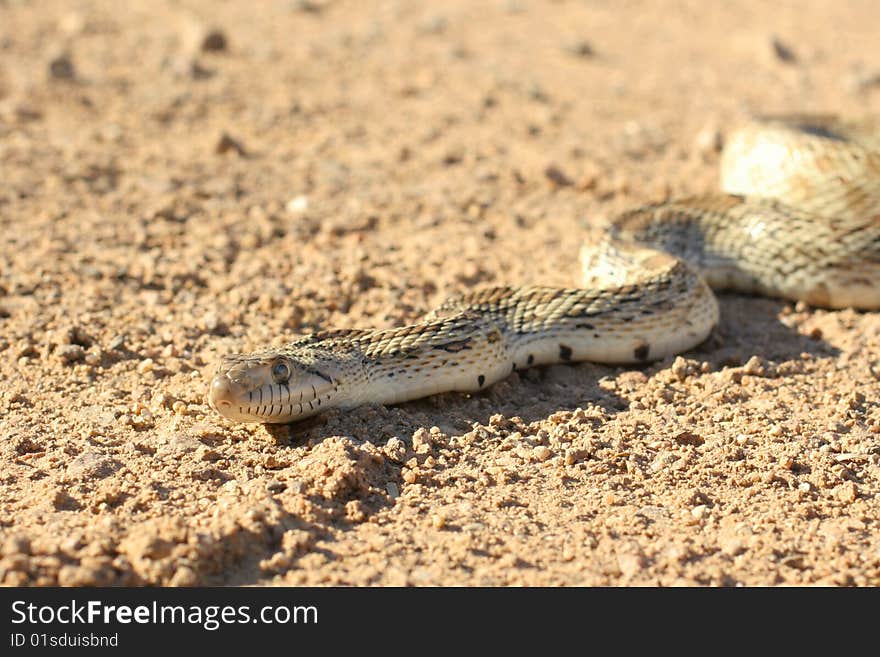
[209,116,880,424]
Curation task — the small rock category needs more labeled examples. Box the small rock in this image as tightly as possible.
[201,312,220,332]
[769,36,797,63]
[566,39,595,58]
[48,51,76,80]
[412,427,432,453]
[441,147,464,166]
[84,349,103,366]
[544,164,573,187]
[215,132,247,156]
[56,344,85,364]
[59,12,86,35]
[52,490,80,510]
[837,481,858,504]
[66,452,120,480]
[384,437,407,463]
[674,431,704,446]
[691,504,709,519]
[532,445,552,462]
[266,479,286,493]
[165,434,201,454]
[291,0,325,13]
[136,358,155,374]
[386,482,400,499]
[199,28,227,52]
[286,195,309,214]
[742,355,765,376]
[670,355,690,382]
[564,448,585,465]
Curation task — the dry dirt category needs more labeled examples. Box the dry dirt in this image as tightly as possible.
[2,0,880,586]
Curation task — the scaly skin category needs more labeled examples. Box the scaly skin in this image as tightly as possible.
[209,115,880,424]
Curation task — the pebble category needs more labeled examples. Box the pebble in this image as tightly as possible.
[565,39,595,58]
[674,431,704,446]
[691,504,708,519]
[837,481,857,504]
[385,482,400,499]
[742,355,765,376]
[266,479,286,493]
[291,0,325,13]
[201,312,220,332]
[532,445,552,462]
[215,132,247,156]
[564,448,584,466]
[66,452,119,480]
[59,12,86,35]
[769,35,797,63]
[286,195,309,214]
[56,344,85,364]
[543,164,573,187]
[412,427,432,453]
[384,437,407,463]
[199,28,228,52]
[136,358,155,374]
[670,355,690,382]
[48,51,76,80]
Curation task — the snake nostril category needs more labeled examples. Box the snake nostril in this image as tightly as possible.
[210,374,234,408]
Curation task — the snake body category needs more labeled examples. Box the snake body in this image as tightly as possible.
[209,116,880,424]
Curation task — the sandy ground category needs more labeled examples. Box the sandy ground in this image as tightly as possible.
[1,0,880,586]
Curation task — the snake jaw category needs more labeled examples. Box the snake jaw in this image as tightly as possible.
[208,353,340,423]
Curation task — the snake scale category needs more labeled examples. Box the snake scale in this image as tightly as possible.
[209,115,880,424]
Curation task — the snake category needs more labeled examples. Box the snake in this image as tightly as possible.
[208,115,880,424]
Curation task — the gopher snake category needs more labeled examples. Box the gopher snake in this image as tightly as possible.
[209,116,880,424]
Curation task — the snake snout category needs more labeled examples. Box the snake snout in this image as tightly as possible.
[209,373,236,410]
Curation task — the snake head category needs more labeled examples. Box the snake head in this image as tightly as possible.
[209,351,339,424]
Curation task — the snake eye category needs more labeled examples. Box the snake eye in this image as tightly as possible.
[271,361,290,384]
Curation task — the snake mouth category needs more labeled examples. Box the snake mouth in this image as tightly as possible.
[208,366,339,424]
